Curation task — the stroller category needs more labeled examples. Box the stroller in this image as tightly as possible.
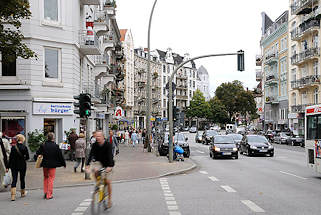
[174,144,184,162]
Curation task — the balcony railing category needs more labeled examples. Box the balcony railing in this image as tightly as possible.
[264,53,278,65]
[265,96,279,104]
[80,0,100,5]
[291,47,320,65]
[176,74,188,79]
[291,0,317,15]
[265,74,278,85]
[102,34,114,50]
[94,10,108,23]
[79,30,100,55]
[94,54,109,66]
[291,19,320,41]
[291,75,320,89]
[256,69,262,81]
[256,55,262,66]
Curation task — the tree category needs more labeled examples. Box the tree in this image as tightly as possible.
[0,0,36,62]
[207,97,229,125]
[186,89,209,126]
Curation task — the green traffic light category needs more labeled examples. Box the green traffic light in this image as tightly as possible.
[85,110,90,116]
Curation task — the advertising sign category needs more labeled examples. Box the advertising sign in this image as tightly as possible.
[114,106,124,119]
[33,103,73,115]
[316,140,321,159]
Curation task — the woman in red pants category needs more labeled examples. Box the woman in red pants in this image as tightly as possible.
[36,132,66,199]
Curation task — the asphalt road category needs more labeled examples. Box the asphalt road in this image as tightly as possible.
[1,132,321,215]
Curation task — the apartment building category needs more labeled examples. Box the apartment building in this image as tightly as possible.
[197,65,210,101]
[0,0,124,142]
[133,48,161,129]
[260,11,289,131]
[254,55,264,130]
[289,0,321,135]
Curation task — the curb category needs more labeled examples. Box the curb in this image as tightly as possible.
[23,158,198,191]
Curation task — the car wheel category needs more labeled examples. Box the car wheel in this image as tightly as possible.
[212,154,216,159]
[185,149,190,158]
[234,155,238,159]
[247,148,251,157]
[270,153,274,157]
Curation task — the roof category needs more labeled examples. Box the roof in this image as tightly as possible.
[119,29,128,42]
[156,49,196,68]
[197,65,208,75]
[261,12,273,35]
[155,49,166,61]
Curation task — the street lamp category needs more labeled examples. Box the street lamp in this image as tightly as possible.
[146,0,158,152]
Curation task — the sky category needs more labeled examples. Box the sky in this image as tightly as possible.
[116,0,289,96]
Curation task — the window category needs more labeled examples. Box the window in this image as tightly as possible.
[163,99,166,108]
[281,38,287,52]
[44,0,58,21]
[313,33,319,48]
[163,76,166,84]
[163,65,166,73]
[1,53,16,76]
[307,115,321,140]
[301,66,308,78]
[314,88,318,104]
[193,81,195,88]
[193,71,195,78]
[292,93,296,105]
[291,44,296,56]
[44,48,59,79]
[189,90,192,97]
[291,68,296,82]
[314,61,319,76]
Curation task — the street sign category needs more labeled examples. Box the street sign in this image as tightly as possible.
[114,106,124,119]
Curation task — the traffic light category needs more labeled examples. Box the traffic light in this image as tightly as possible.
[237,50,245,72]
[173,106,179,121]
[73,93,92,118]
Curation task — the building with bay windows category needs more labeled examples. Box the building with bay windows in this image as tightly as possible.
[0,0,124,143]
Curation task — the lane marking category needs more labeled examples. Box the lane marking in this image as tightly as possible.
[72,213,83,215]
[164,190,172,193]
[208,176,219,182]
[79,202,91,207]
[74,207,88,212]
[164,193,174,197]
[199,171,208,175]
[166,201,177,205]
[279,171,307,180]
[196,150,205,154]
[169,212,182,215]
[221,185,237,193]
[83,199,92,202]
[165,197,176,201]
[168,205,179,210]
[162,186,170,190]
[241,200,265,213]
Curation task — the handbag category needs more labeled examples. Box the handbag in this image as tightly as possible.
[35,155,43,168]
[3,171,12,188]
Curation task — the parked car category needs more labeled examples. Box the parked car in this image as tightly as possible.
[209,135,238,159]
[159,133,190,157]
[202,130,219,145]
[274,132,292,144]
[291,135,304,147]
[240,135,274,157]
[189,127,197,133]
[227,133,243,149]
[195,131,203,143]
[183,127,189,132]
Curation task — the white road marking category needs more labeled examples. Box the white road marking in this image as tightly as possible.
[221,185,237,193]
[83,199,92,202]
[208,176,219,182]
[165,197,176,201]
[162,186,170,190]
[71,213,83,215]
[169,212,182,215]
[164,193,174,197]
[279,171,307,180]
[196,150,205,154]
[168,205,179,210]
[74,207,88,212]
[79,202,91,207]
[166,201,177,205]
[241,200,265,213]
[164,190,172,193]
[199,171,208,174]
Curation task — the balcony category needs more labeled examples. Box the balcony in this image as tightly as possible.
[138,69,146,74]
[256,69,262,81]
[80,0,100,5]
[291,19,320,41]
[265,74,278,85]
[176,74,188,80]
[291,75,320,89]
[104,0,117,16]
[176,95,188,100]
[256,55,262,66]
[102,34,115,51]
[138,81,146,88]
[94,54,109,66]
[291,47,320,66]
[265,96,279,104]
[94,10,109,37]
[79,30,101,55]
[176,84,188,90]
[291,0,318,15]
[264,53,278,65]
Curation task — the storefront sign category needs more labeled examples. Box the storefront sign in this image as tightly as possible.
[114,106,124,119]
[306,105,321,115]
[33,103,73,115]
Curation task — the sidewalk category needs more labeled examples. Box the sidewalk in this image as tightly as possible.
[21,144,195,190]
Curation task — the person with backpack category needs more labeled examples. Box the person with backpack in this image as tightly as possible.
[8,134,29,201]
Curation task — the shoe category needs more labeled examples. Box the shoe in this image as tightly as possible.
[46,196,53,200]
[44,193,47,199]
[74,167,77,173]
[11,188,16,201]
[21,189,27,198]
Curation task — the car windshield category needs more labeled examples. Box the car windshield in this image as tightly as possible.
[247,136,268,143]
[207,130,218,136]
[214,136,234,144]
[280,133,289,137]
[228,134,243,141]
[174,134,185,142]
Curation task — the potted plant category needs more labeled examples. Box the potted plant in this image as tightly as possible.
[27,129,46,153]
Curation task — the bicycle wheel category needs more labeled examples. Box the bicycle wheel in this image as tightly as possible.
[101,184,109,211]
[91,187,101,215]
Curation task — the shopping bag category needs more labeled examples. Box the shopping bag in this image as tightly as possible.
[35,155,43,168]
[3,171,12,187]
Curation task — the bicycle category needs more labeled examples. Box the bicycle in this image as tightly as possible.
[91,168,110,214]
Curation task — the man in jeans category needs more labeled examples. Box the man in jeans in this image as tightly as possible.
[86,131,114,208]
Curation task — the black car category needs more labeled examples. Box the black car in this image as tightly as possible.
[209,135,238,159]
[240,135,274,157]
[227,133,243,149]
[159,133,190,157]
[291,135,304,147]
[202,130,219,145]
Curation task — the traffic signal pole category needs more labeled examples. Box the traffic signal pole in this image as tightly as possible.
[168,51,244,162]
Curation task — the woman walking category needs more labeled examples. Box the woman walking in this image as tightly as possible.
[36,132,66,200]
[8,134,29,201]
[74,133,86,173]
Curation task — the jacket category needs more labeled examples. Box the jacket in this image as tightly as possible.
[107,135,118,156]
[36,141,66,168]
[75,138,86,158]
[86,140,114,168]
[8,143,29,170]
[68,133,78,150]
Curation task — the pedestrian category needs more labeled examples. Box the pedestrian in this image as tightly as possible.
[137,130,142,145]
[90,131,97,145]
[74,133,86,173]
[124,130,130,146]
[107,130,119,157]
[131,130,137,147]
[36,132,66,200]
[8,134,29,201]
[142,129,147,149]
[0,132,10,188]
[68,129,78,161]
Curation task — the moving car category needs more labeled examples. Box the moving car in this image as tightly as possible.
[202,130,219,145]
[209,135,238,159]
[291,135,304,147]
[189,127,197,133]
[227,133,243,149]
[159,133,190,157]
[274,132,292,144]
[240,135,274,157]
[195,131,203,143]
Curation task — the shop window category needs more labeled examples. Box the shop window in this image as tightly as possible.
[2,118,25,137]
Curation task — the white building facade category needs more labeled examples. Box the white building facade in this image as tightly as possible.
[196,65,210,101]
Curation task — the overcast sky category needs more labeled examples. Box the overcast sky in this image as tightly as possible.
[116,0,289,95]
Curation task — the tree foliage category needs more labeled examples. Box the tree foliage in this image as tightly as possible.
[186,89,208,119]
[0,0,36,62]
[207,97,229,124]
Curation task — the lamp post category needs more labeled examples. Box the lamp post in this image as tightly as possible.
[146,0,158,152]
[168,51,244,162]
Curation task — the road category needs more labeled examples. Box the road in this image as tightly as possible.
[1,132,321,215]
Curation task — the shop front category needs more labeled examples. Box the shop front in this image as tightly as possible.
[0,112,27,138]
